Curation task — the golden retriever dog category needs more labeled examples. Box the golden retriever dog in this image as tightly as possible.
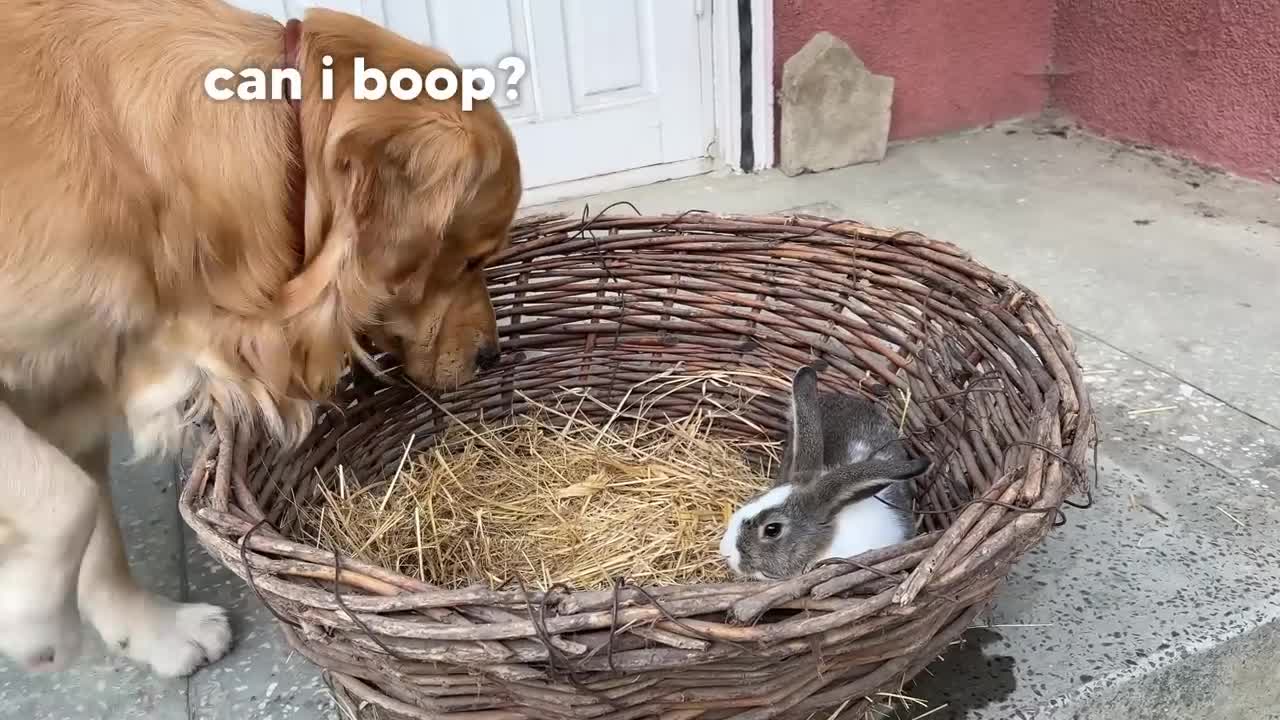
[0,0,521,676]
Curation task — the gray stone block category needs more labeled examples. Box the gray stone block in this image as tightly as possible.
[779,31,893,177]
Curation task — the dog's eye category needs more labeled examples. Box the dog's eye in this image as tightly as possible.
[762,522,783,539]
[464,256,484,272]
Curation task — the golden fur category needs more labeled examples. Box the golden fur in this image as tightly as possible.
[0,0,520,674]
[1,0,520,453]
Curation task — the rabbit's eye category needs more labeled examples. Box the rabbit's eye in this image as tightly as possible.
[762,522,783,539]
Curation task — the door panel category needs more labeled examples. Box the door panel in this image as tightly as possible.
[227,0,713,190]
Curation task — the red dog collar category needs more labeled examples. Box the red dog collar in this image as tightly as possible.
[282,18,306,254]
[283,19,303,112]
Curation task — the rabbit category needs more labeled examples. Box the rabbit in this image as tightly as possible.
[719,364,930,580]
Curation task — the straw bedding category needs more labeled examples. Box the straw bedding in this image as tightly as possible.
[298,371,786,592]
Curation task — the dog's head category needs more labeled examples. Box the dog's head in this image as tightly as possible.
[283,10,520,394]
[333,99,519,390]
[357,99,518,388]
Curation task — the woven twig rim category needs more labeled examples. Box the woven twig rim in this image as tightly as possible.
[180,210,1096,720]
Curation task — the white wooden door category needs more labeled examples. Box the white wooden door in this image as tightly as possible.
[229,0,715,192]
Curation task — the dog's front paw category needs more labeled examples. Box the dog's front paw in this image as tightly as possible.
[145,602,233,678]
[92,593,232,677]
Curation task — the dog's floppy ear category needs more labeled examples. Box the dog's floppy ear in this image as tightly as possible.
[278,104,494,395]
[275,112,399,392]
[278,119,378,320]
[286,111,490,304]
[389,114,493,241]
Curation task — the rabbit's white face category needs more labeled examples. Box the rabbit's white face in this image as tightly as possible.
[719,485,795,579]
[720,482,853,580]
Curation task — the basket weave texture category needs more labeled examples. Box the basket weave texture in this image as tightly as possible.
[180,211,1095,720]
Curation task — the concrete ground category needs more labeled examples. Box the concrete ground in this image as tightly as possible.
[3,119,1278,719]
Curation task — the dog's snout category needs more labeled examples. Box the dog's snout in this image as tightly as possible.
[476,345,501,371]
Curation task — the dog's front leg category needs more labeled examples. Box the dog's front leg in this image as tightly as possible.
[74,441,232,678]
[0,403,100,672]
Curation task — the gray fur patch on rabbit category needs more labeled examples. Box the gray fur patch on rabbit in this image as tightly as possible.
[720,365,930,580]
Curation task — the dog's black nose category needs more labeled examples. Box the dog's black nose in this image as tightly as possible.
[476,345,501,370]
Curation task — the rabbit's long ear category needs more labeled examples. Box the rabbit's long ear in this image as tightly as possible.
[783,365,825,486]
[808,457,931,522]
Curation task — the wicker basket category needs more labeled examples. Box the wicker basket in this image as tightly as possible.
[180,211,1095,720]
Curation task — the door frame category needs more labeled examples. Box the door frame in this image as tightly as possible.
[520,0,774,207]
[711,0,774,175]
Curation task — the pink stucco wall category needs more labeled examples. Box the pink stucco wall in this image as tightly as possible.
[773,0,1280,182]
[1052,0,1280,181]
[773,0,1054,141]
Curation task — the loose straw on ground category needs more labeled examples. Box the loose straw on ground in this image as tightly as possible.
[299,370,784,591]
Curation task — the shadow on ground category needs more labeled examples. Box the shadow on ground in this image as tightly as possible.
[875,627,1018,719]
